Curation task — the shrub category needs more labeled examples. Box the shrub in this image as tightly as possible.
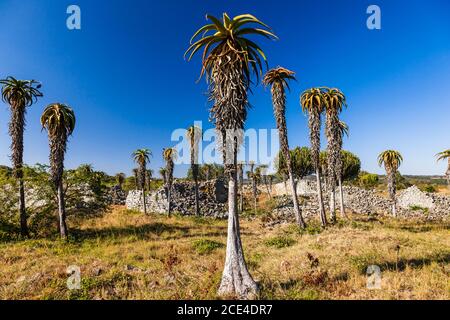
[420,185,437,193]
[192,239,224,255]
[265,236,296,248]
[358,172,379,189]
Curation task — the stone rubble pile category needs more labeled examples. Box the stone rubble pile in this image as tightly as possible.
[272,184,449,221]
[106,185,127,205]
[126,179,228,218]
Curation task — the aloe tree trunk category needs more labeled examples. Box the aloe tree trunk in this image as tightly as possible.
[57,181,68,238]
[238,165,244,213]
[10,102,29,237]
[338,177,346,218]
[387,170,397,217]
[252,176,257,214]
[446,158,450,190]
[316,169,327,226]
[218,141,258,299]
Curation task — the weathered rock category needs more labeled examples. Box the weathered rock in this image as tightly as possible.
[126,179,228,218]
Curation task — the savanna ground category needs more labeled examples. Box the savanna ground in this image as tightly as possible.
[0,204,449,300]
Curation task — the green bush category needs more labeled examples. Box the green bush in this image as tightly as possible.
[192,239,224,255]
[358,172,379,189]
[265,236,296,248]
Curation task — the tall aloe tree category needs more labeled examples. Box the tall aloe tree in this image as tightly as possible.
[237,161,245,213]
[264,67,305,228]
[301,88,327,227]
[186,13,276,298]
[336,121,349,218]
[133,149,152,215]
[187,125,202,216]
[159,167,167,185]
[323,88,347,223]
[436,150,450,189]
[163,148,177,217]
[378,150,403,217]
[41,103,75,239]
[132,168,139,189]
[116,173,126,188]
[248,161,257,215]
[1,77,43,236]
[145,169,153,192]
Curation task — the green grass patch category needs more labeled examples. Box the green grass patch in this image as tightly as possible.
[265,236,296,249]
[192,239,224,255]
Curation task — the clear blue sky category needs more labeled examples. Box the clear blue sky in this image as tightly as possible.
[0,0,449,177]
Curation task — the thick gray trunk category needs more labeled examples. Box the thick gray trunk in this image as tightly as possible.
[288,171,305,228]
[18,178,28,237]
[142,190,147,215]
[167,188,172,217]
[57,182,68,239]
[218,166,258,299]
[316,169,327,227]
[329,187,336,223]
[338,177,346,218]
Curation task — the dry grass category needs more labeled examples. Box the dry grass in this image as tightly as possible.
[0,206,448,300]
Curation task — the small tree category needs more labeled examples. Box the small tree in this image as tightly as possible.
[378,150,403,217]
[41,103,76,239]
[163,148,177,216]
[132,149,152,215]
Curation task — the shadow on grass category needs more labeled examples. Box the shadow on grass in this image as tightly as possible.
[353,252,450,274]
[69,222,248,242]
[70,222,191,241]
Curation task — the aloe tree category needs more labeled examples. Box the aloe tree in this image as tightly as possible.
[145,169,153,192]
[187,125,202,216]
[41,103,75,239]
[264,67,305,227]
[378,150,403,217]
[1,77,43,236]
[248,161,257,214]
[258,164,271,198]
[436,150,450,189]
[116,173,126,188]
[301,88,327,227]
[323,88,347,223]
[186,13,276,298]
[132,168,139,189]
[159,167,167,185]
[237,161,245,213]
[163,148,177,216]
[336,121,349,217]
[133,149,152,215]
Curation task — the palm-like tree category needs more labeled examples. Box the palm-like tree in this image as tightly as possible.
[145,169,153,192]
[187,125,202,216]
[248,161,257,214]
[163,148,177,216]
[41,103,75,239]
[336,121,349,218]
[436,150,450,189]
[1,77,43,236]
[186,13,276,298]
[159,167,167,185]
[132,149,152,215]
[323,88,347,223]
[132,168,139,189]
[264,67,305,227]
[116,173,126,188]
[237,161,245,213]
[378,150,403,217]
[301,88,327,227]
